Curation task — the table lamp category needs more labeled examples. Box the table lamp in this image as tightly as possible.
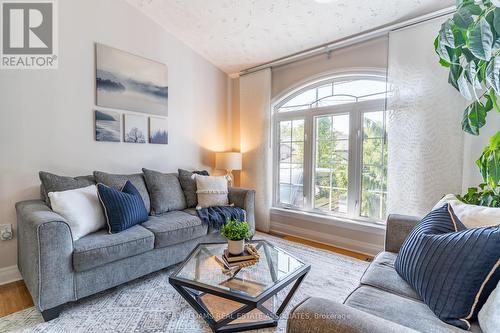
[215,152,242,187]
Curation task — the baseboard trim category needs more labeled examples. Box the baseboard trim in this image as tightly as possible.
[0,265,22,285]
[270,221,383,256]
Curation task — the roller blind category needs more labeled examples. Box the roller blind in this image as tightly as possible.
[387,17,467,217]
[239,68,272,232]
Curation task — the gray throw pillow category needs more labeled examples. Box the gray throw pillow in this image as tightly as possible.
[178,169,209,208]
[93,171,151,213]
[39,171,95,206]
[142,168,187,215]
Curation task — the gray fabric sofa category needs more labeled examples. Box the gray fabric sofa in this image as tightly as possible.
[16,175,255,321]
[287,214,482,333]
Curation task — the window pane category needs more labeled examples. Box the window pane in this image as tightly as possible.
[280,121,292,142]
[334,79,386,98]
[314,114,349,214]
[278,119,304,208]
[278,79,386,112]
[361,111,387,220]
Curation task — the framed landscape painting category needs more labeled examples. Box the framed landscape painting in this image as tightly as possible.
[149,117,168,144]
[124,114,147,143]
[95,110,120,142]
[96,44,168,116]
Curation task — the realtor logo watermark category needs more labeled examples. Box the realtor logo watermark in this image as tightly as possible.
[1,0,58,69]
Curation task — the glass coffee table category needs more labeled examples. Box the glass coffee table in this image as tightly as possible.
[169,240,310,332]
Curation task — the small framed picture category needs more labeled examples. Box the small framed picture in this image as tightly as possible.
[149,116,168,144]
[95,110,121,142]
[124,114,147,143]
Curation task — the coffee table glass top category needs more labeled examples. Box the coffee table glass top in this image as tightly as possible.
[172,240,307,299]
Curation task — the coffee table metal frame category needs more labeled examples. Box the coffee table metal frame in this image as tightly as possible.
[169,241,310,333]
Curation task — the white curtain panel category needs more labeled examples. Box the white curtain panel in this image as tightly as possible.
[239,68,272,232]
[387,18,467,217]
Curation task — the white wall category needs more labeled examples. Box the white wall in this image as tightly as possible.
[0,0,229,271]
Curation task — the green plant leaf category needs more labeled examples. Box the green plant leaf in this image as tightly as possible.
[435,36,452,63]
[439,20,456,47]
[454,5,479,29]
[456,0,477,8]
[458,71,473,100]
[469,17,494,60]
[494,8,500,35]
[476,131,500,189]
[462,101,487,135]
[486,57,500,93]
[466,61,483,88]
[486,89,500,111]
[449,63,463,91]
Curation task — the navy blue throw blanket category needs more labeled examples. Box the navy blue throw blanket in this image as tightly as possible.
[197,206,246,229]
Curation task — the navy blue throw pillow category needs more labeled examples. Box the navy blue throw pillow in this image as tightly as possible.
[97,181,148,233]
[395,204,500,330]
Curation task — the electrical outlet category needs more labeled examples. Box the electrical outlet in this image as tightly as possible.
[0,224,13,241]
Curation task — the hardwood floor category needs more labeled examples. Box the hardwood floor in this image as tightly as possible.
[0,280,33,318]
[0,234,371,318]
[278,234,373,262]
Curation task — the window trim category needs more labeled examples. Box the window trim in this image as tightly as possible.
[272,73,387,224]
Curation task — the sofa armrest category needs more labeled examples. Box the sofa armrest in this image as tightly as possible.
[384,214,420,253]
[228,187,256,235]
[16,200,76,311]
[287,297,416,333]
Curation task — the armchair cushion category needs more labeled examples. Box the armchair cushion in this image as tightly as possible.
[360,252,419,301]
[395,204,500,330]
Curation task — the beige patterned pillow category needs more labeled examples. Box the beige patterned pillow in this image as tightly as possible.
[194,175,229,209]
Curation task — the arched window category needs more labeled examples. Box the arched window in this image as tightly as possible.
[273,74,388,222]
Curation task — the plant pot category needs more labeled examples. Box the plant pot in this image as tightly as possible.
[227,239,245,255]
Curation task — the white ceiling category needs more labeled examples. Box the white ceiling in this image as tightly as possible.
[127,0,454,75]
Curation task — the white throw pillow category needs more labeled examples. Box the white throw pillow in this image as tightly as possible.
[194,175,229,209]
[478,282,500,333]
[433,194,500,228]
[48,185,106,240]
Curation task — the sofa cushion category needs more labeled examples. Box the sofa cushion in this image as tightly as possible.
[360,252,419,301]
[39,171,95,206]
[94,171,151,213]
[345,286,482,333]
[73,225,154,272]
[178,169,209,208]
[97,181,149,233]
[395,204,500,330]
[141,211,207,248]
[142,168,187,214]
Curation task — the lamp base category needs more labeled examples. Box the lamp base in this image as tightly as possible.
[226,170,234,187]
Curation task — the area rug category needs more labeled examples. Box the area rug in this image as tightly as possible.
[0,233,369,333]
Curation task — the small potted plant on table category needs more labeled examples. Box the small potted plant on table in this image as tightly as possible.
[220,219,251,255]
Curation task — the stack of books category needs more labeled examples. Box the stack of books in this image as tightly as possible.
[215,244,260,270]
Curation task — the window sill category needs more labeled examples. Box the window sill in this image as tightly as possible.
[270,207,386,234]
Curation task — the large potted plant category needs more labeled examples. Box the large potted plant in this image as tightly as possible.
[220,219,251,255]
[435,0,500,206]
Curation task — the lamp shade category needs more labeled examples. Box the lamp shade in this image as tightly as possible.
[215,152,242,171]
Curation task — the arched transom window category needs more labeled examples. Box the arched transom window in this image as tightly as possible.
[273,74,388,222]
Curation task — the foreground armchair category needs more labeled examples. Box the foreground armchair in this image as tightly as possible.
[287,214,481,333]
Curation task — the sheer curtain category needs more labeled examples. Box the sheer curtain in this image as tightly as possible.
[387,17,467,217]
[239,69,272,232]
